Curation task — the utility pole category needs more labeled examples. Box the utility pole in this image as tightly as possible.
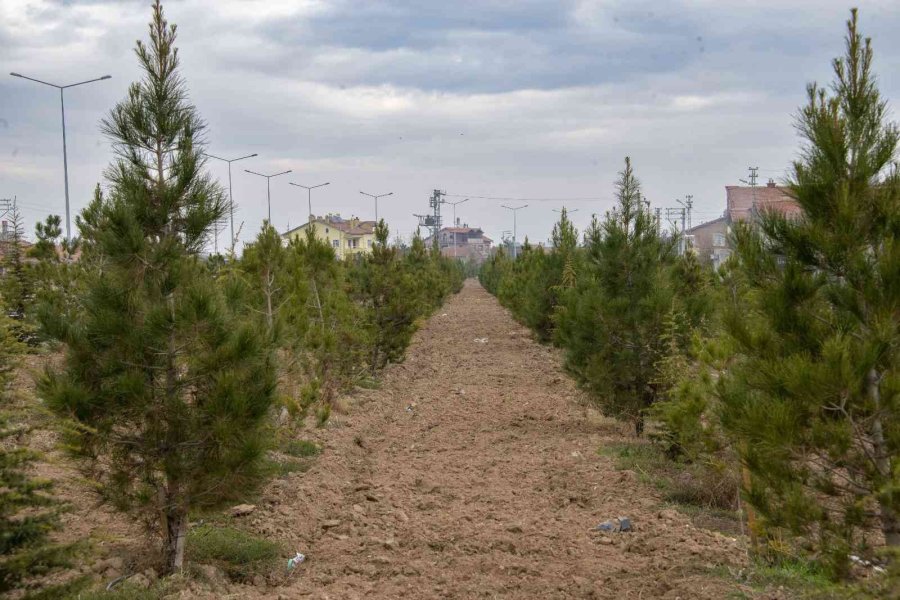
[501,204,527,259]
[245,168,292,224]
[665,206,687,256]
[204,152,257,248]
[443,198,469,258]
[740,166,760,219]
[360,190,393,223]
[10,72,112,244]
[290,181,330,223]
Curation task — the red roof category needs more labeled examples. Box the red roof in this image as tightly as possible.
[725,184,803,222]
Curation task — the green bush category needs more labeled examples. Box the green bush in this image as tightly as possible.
[187,525,280,582]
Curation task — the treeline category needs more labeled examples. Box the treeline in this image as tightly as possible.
[482,10,898,580]
[0,1,463,590]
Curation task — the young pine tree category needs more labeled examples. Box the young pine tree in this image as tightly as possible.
[555,158,677,434]
[38,1,276,573]
[720,9,900,572]
[29,215,62,263]
[351,220,420,371]
[1,201,32,321]
[0,312,73,596]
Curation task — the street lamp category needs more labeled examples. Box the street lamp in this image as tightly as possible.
[552,207,579,214]
[443,198,469,258]
[10,71,112,243]
[205,152,257,248]
[501,204,528,259]
[245,168,292,224]
[359,190,392,222]
[289,181,330,222]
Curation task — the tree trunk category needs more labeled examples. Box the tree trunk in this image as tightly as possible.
[868,368,899,547]
[163,505,188,574]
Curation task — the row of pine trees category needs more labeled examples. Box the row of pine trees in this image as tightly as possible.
[0,2,463,593]
[481,10,898,580]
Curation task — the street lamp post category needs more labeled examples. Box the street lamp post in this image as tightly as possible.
[245,169,292,224]
[443,198,469,258]
[359,191,393,223]
[289,181,330,222]
[204,152,257,249]
[10,71,112,243]
[501,204,528,259]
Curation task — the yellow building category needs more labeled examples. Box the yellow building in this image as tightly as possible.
[282,214,377,259]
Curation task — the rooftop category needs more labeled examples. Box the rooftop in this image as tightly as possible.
[725,182,802,222]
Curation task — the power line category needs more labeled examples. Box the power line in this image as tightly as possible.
[444,193,609,203]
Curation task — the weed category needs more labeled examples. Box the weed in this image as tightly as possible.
[282,439,320,458]
[186,524,281,582]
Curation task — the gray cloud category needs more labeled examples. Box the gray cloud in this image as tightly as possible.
[1,0,899,248]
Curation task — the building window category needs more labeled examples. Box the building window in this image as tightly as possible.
[713,233,726,247]
[332,239,339,248]
[367,239,373,248]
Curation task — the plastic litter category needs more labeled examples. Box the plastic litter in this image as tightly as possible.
[287,552,306,570]
[849,554,886,574]
[594,517,632,533]
[474,337,488,344]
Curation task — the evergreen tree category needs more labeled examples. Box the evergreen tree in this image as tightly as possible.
[555,157,676,434]
[241,221,286,334]
[282,228,370,418]
[0,312,72,596]
[1,202,32,320]
[29,215,62,263]
[351,220,420,371]
[38,1,275,573]
[720,10,900,571]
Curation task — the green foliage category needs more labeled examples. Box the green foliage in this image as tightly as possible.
[555,158,681,434]
[38,1,276,574]
[186,525,280,582]
[0,312,73,596]
[29,216,62,263]
[282,439,320,458]
[349,220,461,371]
[716,10,900,574]
[1,202,39,344]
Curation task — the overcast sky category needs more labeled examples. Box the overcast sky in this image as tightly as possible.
[2,0,899,250]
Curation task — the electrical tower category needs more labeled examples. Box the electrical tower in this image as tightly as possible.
[415,189,444,241]
[747,166,759,187]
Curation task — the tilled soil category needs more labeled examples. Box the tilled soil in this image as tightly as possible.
[227,280,755,599]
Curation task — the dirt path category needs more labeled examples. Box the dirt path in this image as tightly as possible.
[237,280,753,599]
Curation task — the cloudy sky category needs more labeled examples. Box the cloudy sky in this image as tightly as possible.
[2,0,899,249]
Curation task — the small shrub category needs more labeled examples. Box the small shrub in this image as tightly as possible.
[282,439,320,458]
[186,525,280,582]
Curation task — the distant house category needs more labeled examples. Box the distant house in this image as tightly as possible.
[425,223,493,263]
[688,180,802,268]
[725,180,802,224]
[282,214,377,259]
[685,216,729,269]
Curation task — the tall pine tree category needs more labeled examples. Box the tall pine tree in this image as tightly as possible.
[555,158,677,434]
[720,9,899,571]
[39,1,275,573]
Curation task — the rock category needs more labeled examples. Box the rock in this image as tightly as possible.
[94,556,125,574]
[197,564,224,584]
[130,573,151,589]
[396,510,409,523]
[506,524,523,534]
[352,504,365,513]
[229,503,256,517]
[322,519,341,529]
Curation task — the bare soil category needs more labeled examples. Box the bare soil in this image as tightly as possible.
[228,280,758,599]
[22,280,770,598]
